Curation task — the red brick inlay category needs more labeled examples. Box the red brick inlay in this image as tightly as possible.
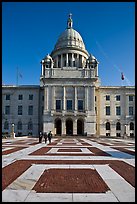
[2,146,28,155]
[29,147,51,155]
[2,160,135,191]
[33,168,110,193]
[57,148,82,152]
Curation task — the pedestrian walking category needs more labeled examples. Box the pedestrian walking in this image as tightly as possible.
[44,132,48,144]
[48,131,52,144]
[39,131,43,143]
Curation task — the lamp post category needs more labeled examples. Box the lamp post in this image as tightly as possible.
[124,124,127,139]
[11,123,15,138]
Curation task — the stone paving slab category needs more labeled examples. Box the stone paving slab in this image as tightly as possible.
[2,136,135,202]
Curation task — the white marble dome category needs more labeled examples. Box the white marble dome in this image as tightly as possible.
[54,28,86,51]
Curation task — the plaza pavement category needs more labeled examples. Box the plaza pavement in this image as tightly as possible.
[2,136,135,202]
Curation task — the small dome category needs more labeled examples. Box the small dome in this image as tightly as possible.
[44,54,53,62]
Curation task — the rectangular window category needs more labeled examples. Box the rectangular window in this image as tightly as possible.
[18,106,22,115]
[106,106,110,115]
[116,106,121,115]
[28,105,33,115]
[67,100,72,111]
[95,107,97,114]
[56,100,61,111]
[106,95,110,101]
[129,106,133,115]
[42,95,44,101]
[95,96,96,101]
[29,94,33,100]
[18,94,23,100]
[78,100,83,111]
[129,95,133,101]
[116,95,120,101]
[5,106,10,115]
[6,94,10,100]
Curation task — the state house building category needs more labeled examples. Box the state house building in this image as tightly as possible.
[2,15,135,138]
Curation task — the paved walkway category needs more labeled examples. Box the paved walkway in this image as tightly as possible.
[2,136,135,202]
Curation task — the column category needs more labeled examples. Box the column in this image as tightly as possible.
[56,56,58,68]
[41,63,44,75]
[91,86,95,113]
[63,86,66,111]
[62,118,66,135]
[66,53,68,67]
[72,53,74,67]
[77,54,79,67]
[74,86,77,111]
[52,86,55,110]
[85,86,89,111]
[44,86,49,111]
[73,119,77,135]
[71,53,73,67]
[61,54,63,68]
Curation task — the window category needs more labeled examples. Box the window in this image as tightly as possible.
[130,122,134,130]
[18,94,23,100]
[67,100,72,110]
[129,95,133,101]
[29,94,33,100]
[73,61,75,67]
[42,95,44,101]
[4,121,9,130]
[28,106,33,115]
[95,96,96,101]
[106,95,110,101]
[78,100,83,111]
[116,122,121,130]
[106,122,110,130]
[17,121,22,130]
[116,133,121,137]
[28,121,33,130]
[18,106,22,115]
[106,106,110,115]
[116,95,120,101]
[5,106,10,115]
[116,106,121,115]
[95,107,97,114]
[6,94,10,100]
[56,100,61,111]
[129,106,133,115]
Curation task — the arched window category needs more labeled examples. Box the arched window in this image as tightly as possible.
[4,121,9,130]
[28,121,33,130]
[106,122,110,130]
[17,121,22,130]
[116,122,121,130]
[130,122,134,130]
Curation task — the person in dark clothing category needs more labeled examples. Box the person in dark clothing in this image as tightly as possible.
[48,131,52,144]
[44,132,48,144]
[39,131,43,143]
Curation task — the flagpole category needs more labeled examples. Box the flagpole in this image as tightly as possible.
[16,67,18,86]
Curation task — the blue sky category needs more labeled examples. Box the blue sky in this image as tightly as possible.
[2,2,135,86]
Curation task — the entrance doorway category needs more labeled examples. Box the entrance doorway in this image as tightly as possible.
[66,119,73,135]
[55,118,61,135]
[77,119,84,135]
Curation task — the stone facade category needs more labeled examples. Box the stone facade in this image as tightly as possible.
[2,14,135,138]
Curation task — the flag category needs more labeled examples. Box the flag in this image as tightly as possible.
[19,72,22,78]
[121,72,124,80]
